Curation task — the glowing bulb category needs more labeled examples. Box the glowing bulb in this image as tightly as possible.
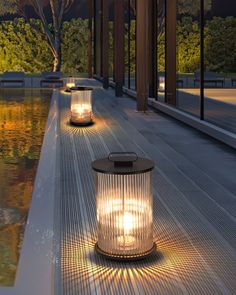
[71,104,91,116]
[119,212,134,234]
[67,82,76,89]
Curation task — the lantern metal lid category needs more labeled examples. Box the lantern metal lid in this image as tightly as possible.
[66,86,93,93]
[92,152,155,261]
[92,152,154,175]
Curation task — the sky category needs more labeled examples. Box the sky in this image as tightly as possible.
[67,0,236,19]
[1,0,236,21]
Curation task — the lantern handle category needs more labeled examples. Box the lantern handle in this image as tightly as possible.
[108,152,138,167]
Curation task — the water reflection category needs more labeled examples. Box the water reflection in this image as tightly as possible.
[0,89,51,287]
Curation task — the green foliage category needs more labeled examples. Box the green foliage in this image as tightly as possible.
[129,20,136,74]
[175,16,236,73]
[157,32,165,73]
[0,18,88,74]
[176,17,201,73]
[0,16,235,74]
[61,18,88,74]
[204,17,236,73]
[0,0,17,15]
[177,0,212,15]
[0,19,53,72]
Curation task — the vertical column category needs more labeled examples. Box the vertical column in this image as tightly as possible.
[128,0,131,89]
[165,0,177,105]
[148,0,157,98]
[136,0,150,111]
[114,0,125,97]
[200,0,205,120]
[102,0,109,88]
[88,0,93,78]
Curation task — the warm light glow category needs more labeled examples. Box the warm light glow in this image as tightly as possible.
[67,77,76,89]
[70,89,93,125]
[117,212,137,247]
[159,77,165,92]
[96,173,153,257]
[71,103,91,115]
[118,212,134,233]
[66,82,76,89]
[71,103,92,123]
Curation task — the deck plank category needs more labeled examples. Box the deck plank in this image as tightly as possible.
[58,81,236,295]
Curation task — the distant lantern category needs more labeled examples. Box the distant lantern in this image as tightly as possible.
[92,152,155,260]
[70,87,93,126]
[159,76,165,92]
[66,77,76,91]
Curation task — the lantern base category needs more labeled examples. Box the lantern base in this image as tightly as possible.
[95,242,156,261]
[70,119,94,127]
[65,86,93,93]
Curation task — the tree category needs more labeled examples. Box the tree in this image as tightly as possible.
[177,0,212,15]
[0,0,74,71]
[156,0,212,36]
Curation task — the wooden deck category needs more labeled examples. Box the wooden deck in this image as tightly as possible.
[56,80,236,295]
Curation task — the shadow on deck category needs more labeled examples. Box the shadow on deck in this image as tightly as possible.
[56,80,236,295]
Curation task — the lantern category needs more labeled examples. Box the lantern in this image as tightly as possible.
[159,76,165,92]
[70,87,93,126]
[92,152,155,260]
[66,77,76,91]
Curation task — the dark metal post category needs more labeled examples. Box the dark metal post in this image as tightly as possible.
[128,0,131,89]
[102,0,109,88]
[149,0,157,98]
[114,0,125,97]
[88,0,93,78]
[136,0,150,111]
[200,0,205,120]
[165,0,176,105]
[93,0,97,75]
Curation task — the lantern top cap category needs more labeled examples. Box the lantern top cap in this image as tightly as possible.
[92,152,154,175]
[71,86,93,91]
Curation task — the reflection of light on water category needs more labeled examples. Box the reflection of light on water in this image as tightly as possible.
[0,90,51,287]
[0,208,22,225]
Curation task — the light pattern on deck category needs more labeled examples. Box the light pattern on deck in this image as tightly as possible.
[58,83,236,295]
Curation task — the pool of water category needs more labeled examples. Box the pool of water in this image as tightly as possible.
[0,89,52,287]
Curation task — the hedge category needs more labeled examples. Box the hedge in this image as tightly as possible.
[0,17,235,74]
[0,18,88,73]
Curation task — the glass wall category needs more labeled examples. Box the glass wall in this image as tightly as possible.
[124,1,130,88]
[176,0,201,117]
[94,0,236,136]
[157,0,166,102]
[109,0,114,80]
[204,6,236,133]
[94,0,102,76]
[129,0,137,90]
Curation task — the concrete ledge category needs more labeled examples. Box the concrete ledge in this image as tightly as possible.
[0,90,59,295]
[148,98,236,149]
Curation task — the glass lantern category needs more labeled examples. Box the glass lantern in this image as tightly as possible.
[92,152,155,260]
[66,77,76,91]
[159,76,165,92]
[70,87,93,126]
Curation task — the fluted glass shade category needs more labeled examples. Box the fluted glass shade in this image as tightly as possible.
[66,77,76,89]
[70,88,93,125]
[92,153,155,260]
